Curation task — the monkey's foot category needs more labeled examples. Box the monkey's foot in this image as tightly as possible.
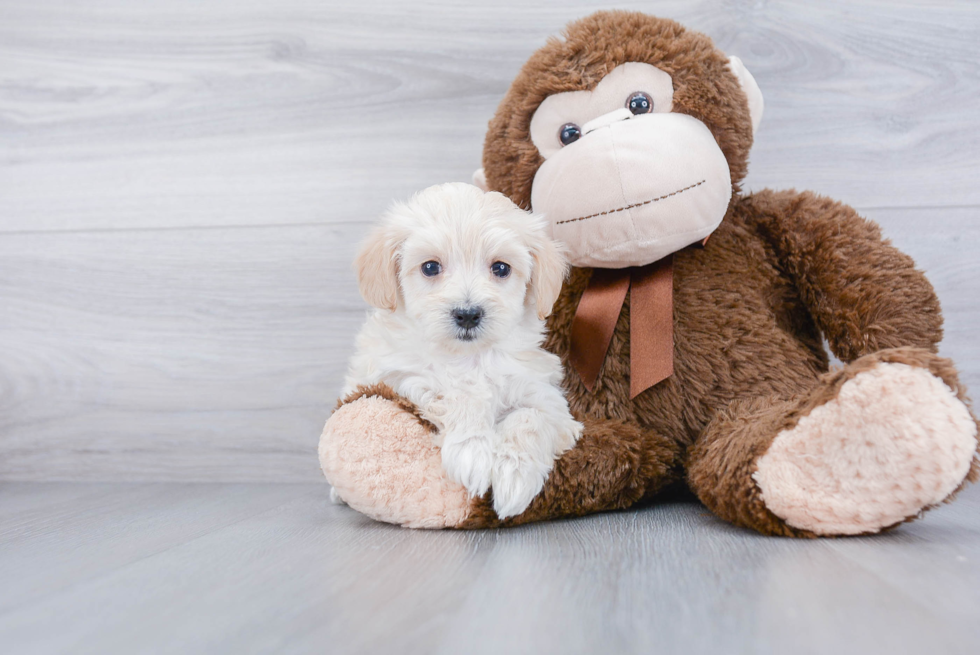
[319,386,473,529]
[754,352,978,535]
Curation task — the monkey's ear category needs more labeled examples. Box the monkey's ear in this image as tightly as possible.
[353,223,401,311]
[529,232,569,320]
[728,56,764,135]
[472,168,489,192]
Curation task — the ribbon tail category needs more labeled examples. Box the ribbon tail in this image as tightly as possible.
[569,269,631,391]
[629,255,674,398]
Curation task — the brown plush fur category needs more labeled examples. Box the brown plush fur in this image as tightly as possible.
[470,11,976,535]
[461,416,683,528]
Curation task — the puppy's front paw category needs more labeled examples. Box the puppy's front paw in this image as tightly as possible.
[441,433,494,498]
[491,451,549,520]
[558,418,585,453]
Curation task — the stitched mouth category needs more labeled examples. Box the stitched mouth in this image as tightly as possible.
[555,179,706,226]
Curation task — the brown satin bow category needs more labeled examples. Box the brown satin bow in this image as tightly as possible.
[567,238,705,398]
[569,256,674,399]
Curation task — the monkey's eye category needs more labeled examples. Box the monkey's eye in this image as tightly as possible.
[627,91,653,115]
[421,261,442,277]
[559,123,582,146]
[490,261,511,278]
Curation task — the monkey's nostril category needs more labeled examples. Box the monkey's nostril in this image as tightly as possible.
[452,306,484,329]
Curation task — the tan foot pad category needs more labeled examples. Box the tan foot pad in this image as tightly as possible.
[319,396,473,529]
[754,363,978,535]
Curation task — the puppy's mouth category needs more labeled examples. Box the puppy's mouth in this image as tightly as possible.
[455,328,481,342]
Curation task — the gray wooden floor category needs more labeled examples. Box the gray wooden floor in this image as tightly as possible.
[3,1,980,653]
[1,482,978,655]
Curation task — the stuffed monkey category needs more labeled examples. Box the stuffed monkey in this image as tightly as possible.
[320,11,979,536]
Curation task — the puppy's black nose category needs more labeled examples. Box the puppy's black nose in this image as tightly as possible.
[452,306,484,329]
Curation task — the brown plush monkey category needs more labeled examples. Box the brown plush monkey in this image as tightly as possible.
[320,11,979,536]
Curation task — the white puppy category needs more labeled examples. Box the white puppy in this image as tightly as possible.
[342,182,583,519]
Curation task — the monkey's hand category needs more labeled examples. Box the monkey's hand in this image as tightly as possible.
[745,189,942,362]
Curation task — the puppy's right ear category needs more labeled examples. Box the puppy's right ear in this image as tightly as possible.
[354,223,401,311]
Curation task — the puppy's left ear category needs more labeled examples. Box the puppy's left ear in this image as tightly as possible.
[528,231,568,320]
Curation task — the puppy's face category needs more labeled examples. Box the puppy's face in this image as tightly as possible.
[355,183,567,351]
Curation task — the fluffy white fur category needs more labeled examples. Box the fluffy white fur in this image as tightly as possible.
[343,182,583,519]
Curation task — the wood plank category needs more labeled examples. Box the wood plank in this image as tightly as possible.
[0,224,365,481]
[434,498,979,655]
[0,483,494,654]
[0,482,316,614]
[1,0,978,234]
[0,204,976,482]
[826,489,980,630]
[0,483,977,654]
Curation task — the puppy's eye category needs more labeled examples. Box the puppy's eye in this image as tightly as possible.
[491,261,511,278]
[559,123,581,146]
[420,261,442,277]
[627,91,653,115]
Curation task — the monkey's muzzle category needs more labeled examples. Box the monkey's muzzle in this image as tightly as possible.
[530,112,732,268]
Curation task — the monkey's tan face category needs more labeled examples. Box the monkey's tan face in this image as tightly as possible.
[528,62,736,268]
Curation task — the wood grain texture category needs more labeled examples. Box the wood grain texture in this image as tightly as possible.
[0,482,313,613]
[0,482,978,654]
[1,0,979,234]
[0,0,978,481]
[0,224,363,480]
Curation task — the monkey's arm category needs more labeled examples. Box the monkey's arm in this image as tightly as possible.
[320,385,681,529]
[464,415,682,528]
[743,189,942,362]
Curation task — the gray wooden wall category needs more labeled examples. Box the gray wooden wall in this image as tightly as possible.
[1,0,978,482]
